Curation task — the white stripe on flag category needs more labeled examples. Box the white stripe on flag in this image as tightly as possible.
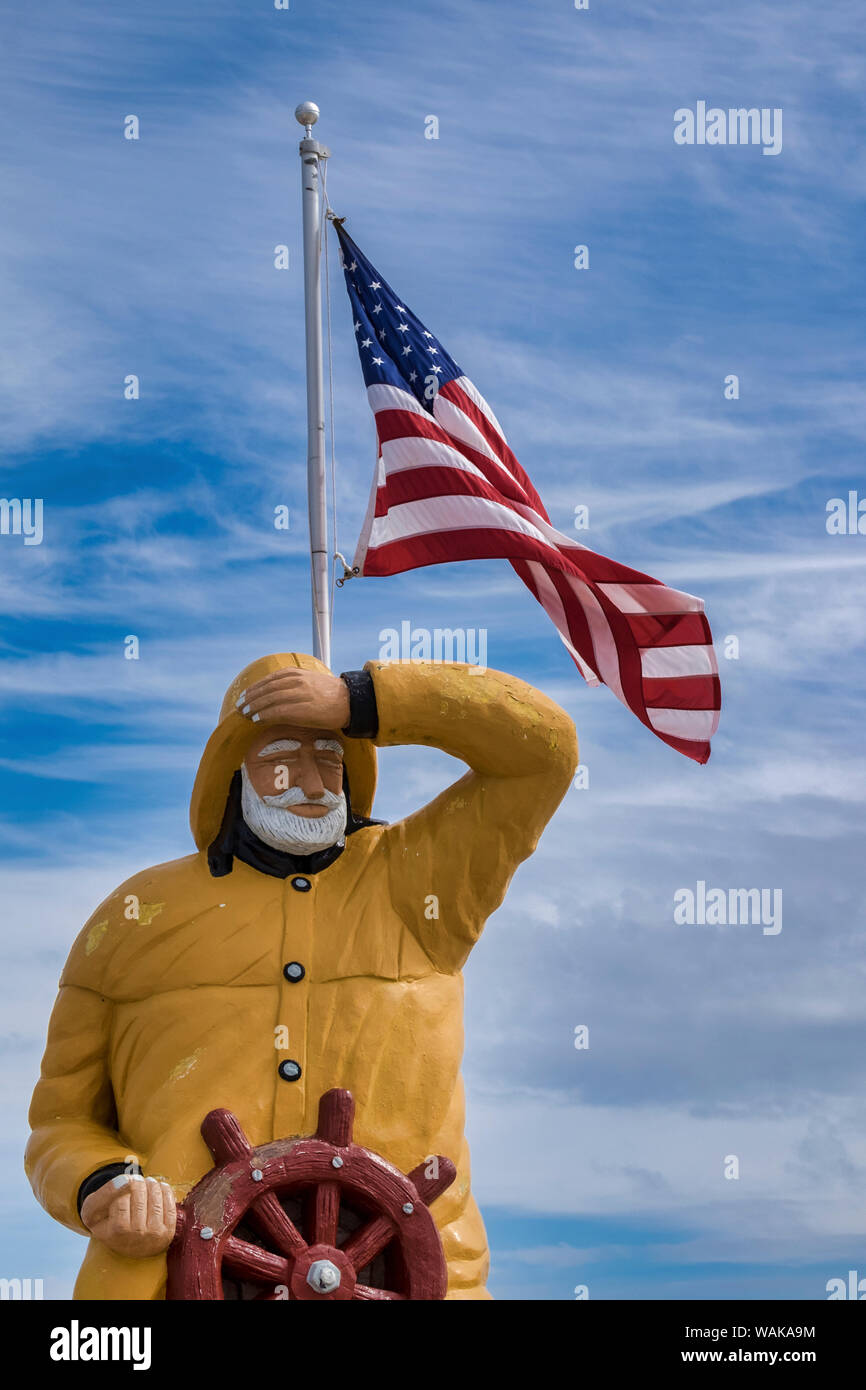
[367,493,554,549]
[598,582,705,615]
[381,433,489,482]
[367,383,428,416]
[648,708,720,739]
[640,644,718,679]
[452,375,507,440]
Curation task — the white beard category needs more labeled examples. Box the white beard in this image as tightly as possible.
[240,766,348,855]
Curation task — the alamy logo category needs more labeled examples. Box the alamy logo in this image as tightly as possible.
[826,1270,866,1300]
[50,1320,151,1370]
[0,498,43,545]
[674,103,782,156]
[674,880,782,935]
[826,492,866,535]
[0,1277,43,1299]
[379,621,487,673]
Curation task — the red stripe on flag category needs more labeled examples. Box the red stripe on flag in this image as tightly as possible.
[627,613,712,647]
[375,408,447,447]
[361,527,592,577]
[643,675,722,710]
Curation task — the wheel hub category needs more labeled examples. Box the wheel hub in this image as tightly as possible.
[290,1243,355,1301]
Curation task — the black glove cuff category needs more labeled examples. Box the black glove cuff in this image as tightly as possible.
[340,670,379,739]
[77,1161,141,1218]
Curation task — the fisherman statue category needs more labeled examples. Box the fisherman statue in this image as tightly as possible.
[26,654,577,1300]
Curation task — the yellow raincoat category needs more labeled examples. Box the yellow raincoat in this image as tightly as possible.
[26,656,577,1300]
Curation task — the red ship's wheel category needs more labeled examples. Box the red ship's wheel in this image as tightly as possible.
[166,1089,456,1301]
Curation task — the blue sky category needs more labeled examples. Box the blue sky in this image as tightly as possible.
[1,0,865,1300]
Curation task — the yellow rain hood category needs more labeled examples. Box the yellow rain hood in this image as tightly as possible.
[189,652,378,851]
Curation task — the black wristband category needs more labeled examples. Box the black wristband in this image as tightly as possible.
[77,1161,141,1218]
[340,670,379,739]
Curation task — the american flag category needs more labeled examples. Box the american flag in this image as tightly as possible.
[335,224,720,763]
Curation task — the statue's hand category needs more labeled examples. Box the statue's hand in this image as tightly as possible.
[236,669,351,731]
[81,1174,177,1258]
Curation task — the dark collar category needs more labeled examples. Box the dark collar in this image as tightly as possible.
[207,770,384,879]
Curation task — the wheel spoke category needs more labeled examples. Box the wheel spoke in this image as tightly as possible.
[354,1284,406,1301]
[248,1191,307,1256]
[311,1180,340,1246]
[341,1215,394,1273]
[222,1235,292,1285]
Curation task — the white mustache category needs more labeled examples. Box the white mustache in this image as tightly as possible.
[261,786,344,811]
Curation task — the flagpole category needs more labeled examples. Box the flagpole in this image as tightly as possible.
[295,101,331,667]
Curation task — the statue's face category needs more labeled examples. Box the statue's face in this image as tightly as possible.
[243,724,344,818]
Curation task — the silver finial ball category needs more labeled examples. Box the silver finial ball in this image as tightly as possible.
[295,101,320,129]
